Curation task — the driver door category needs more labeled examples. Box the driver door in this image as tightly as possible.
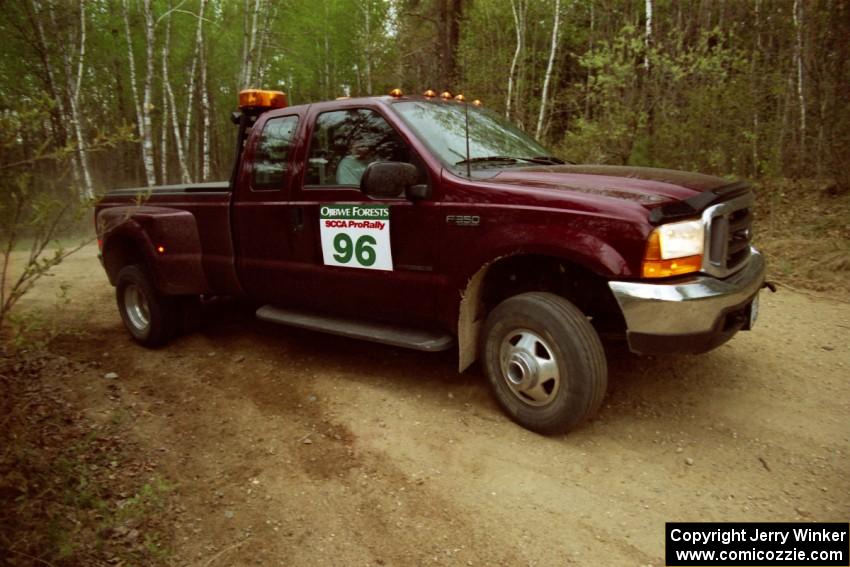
[285,106,442,326]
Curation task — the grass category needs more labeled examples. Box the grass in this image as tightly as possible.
[0,351,176,566]
[752,179,850,296]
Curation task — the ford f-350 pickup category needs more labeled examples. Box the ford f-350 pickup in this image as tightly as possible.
[96,88,767,434]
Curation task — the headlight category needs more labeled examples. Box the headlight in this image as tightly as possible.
[642,219,704,278]
[657,220,704,259]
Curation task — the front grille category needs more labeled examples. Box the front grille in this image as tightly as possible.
[726,208,753,267]
[702,193,754,278]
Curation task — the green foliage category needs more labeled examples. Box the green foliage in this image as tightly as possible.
[647,28,753,173]
[1,0,849,216]
[558,25,646,164]
[0,95,127,341]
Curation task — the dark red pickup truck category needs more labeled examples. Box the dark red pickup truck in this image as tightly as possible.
[96,89,767,434]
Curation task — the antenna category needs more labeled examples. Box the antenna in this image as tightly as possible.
[462,55,471,178]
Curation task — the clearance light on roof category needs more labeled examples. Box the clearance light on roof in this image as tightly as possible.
[389,88,403,97]
[439,91,453,100]
[423,89,436,97]
[238,89,287,110]
[472,99,482,106]
[454,94,465,102]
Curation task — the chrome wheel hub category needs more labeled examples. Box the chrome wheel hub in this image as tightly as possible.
[123,284,150,332]
[499,329,561,407]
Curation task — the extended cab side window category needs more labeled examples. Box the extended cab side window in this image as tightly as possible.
[305,109,411,189]
[252,116,299,191]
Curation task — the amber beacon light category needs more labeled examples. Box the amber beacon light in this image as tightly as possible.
[238,89,287,110]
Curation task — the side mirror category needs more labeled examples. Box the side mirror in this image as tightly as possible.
[360,161,419,199]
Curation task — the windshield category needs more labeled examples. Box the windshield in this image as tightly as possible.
[392,100,557,171]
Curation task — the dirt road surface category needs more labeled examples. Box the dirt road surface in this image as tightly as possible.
[15,246,850,566]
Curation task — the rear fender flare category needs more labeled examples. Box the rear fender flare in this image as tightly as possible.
[98,206,208,295]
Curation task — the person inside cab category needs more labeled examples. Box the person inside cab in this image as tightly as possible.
[336,140,374,185]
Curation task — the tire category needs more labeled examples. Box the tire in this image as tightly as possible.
[115,264,178,347]
[481,292,607,434]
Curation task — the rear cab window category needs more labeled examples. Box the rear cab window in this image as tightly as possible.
[252,115,299,191]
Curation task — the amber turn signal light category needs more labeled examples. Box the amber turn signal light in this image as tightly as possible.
[238,89,287,109]
[641,230,702,278]
[641,256,702,278]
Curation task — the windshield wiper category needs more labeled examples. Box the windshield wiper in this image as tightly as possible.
[454,155,567,166]
[528,155,566,164]
[455,156,520,165]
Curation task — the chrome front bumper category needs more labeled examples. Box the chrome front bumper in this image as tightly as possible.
[608,249,765,353]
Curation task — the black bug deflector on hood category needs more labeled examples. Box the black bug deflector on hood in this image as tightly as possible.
[647,179,752,225]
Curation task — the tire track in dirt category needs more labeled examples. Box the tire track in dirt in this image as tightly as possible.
[17,247,850,565]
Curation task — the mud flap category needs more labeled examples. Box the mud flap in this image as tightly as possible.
[458,261,495,372]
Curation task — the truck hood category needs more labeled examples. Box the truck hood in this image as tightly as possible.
[488,164,732,206]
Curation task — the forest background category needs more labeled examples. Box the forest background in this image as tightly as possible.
[1,0,849,329]
[2,3,849,565]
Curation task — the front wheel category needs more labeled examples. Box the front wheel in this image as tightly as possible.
[481,292,607,434]
[116,264,178,347]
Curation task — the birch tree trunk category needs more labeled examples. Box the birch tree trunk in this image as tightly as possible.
[361,1,373,94]
[793,0,806,166]
[777,72,794,173]
[751,0,761,176]
[140,0,157,186]
[160,12,169,185]
[182,0,207,181]
[200,29,211,181]
[536,0,560,139]
[159,2,191,183]
[123,0,156,187]
[240,0,250,88]
[165,80,190,183]
[33,0,95,199]
[28,0,69,151]
[644,0,652,71]
[584,0,594,120]
[644,0,654,163]
[241,0,262,88]
[323,1,331,99]
[506,0,525,118]
[41,1,95,200]
[66,1,94,200]
[255,2,276,85]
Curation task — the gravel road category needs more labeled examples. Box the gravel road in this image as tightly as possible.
[17,246,850,566]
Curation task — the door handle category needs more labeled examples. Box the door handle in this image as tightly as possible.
[290,206,304,232]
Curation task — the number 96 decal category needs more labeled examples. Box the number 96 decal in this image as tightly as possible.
[319,204,393,271]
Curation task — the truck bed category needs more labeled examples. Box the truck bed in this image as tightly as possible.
[98,181,240,295]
